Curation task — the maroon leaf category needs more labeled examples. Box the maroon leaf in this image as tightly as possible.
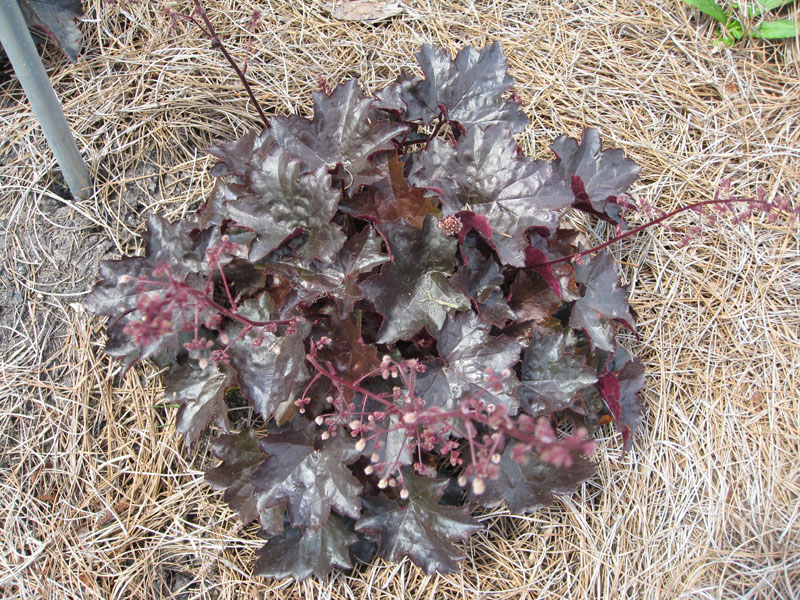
[254,514,357,581]
[450,241,516,327]
[429,312,522,414]
[377,43,528,132]
[344,152,438,227]
[207,129,263,177]
[518,330,598,415]
[569,251,635,352]
[360,216,468,343]
[354,470,482,574]
[225,297,311,424]
[476,442,596,513]
[226,142,344,263]
[85,216,214,371]
[409,124,572,266]
[164,363,232,449]
[550,128,640,221]
[271,79,407,182]
[508,270,562,326]
[252,421,362,533]
[315,312,380,388]
[204,429,284,534]
[618,358,645,451]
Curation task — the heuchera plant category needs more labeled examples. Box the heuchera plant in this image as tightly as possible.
[86,39,792,580]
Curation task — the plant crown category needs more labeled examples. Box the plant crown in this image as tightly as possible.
[87,42,652,580]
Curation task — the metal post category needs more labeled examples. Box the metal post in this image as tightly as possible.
[0,0,91,199]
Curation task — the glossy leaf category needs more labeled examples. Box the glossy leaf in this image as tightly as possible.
[204,429,284,533]
[164,363,232,449]
[271,79,407,180]
[410,124,572,266]
[254,514,356,580]
[476,442,596,513]
[20,0,83,63]
[550,128,640,222]
[518,330,598,415]
[569,251,635,352]
[378,42,528,132]
[225,298,311,423]
[226,141,344,263]
[252,421,362,532]
[355,470,482,574]
[450,241,516,326]
[430,312,522,414]
[360,216,469,343]
[344,153,438,228]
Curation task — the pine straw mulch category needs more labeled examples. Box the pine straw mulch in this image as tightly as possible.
[1,1,798,598]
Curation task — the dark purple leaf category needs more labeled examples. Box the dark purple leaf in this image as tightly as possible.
[225,297,311,424]
[252,421,362,533]
[476,442,596,513]
[360,216,468,343]
[204,429,284,534]
[409,124,572,266]
[207,129,263,177]
[524,229,582,300]
[259,225,389,318]
[518,330,598,415]
[598,357,645,452]
[315,312,380,387]
[378,43,528,132]
[271,79,407,181]
[508,270,561,327]
[226,143,344,263]
[164,363,232,449]
[450,242,516,327]
[429,312,522,414]
[551,128,640,221]
[354,470,482,574]
[85,216,213,371]
[360,413,415,473]
[569,251,635,352]
[19,0,83,63]
[254,514,356,580]
[344,152,439,227]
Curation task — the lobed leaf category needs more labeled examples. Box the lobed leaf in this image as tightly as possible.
[204,429,284,533]
[227,142,344,263]
[410,124,572,266]
[476,442,597,513]
[569,251,635,352]
[378,42,528,132]
[550,128,640,222]
[355,470,482,574]
[271,79,408,184]
[360,216,469,343]
[164,363,232,449]
[518,330,598,416]
[254,514,356,581]
[252,421,362,533]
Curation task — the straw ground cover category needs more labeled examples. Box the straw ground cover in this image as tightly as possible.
[1,0,798,598]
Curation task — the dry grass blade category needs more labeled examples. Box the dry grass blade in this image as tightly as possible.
[0,0,798,598]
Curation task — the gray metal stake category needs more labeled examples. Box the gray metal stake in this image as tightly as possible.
[0,0,92,199]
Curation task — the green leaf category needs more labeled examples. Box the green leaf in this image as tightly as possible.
[682,0,732,25]
[752,19,800,38]
[748,0,795,18]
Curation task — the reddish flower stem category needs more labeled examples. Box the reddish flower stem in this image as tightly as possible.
[534,197,777,267]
